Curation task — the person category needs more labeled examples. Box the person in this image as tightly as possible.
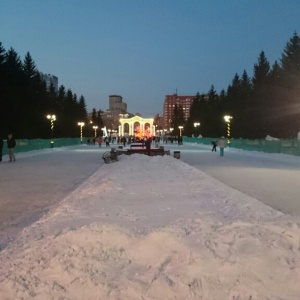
[7,133,16,162]
[121,136,126,147]
[97,137,102,147]
[218,136,226,157]
[145,138,151,156]
[211,141,217,152]
[104,136,110,147]
[0,137,3,162]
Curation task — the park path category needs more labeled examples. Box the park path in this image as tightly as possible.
[1,142,299,250]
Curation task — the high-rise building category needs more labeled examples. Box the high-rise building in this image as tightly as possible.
[163,94,195,129]
[40,73,58,92]
[99,95,129,130]
[109,95,127,118]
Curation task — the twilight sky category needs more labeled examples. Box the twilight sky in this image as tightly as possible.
[1,0,299,117]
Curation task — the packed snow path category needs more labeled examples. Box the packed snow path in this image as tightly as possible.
[0,143,299,250]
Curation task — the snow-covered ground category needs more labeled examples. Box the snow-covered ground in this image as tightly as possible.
[0,143,300,299]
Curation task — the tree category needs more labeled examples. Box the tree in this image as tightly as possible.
[0,42,7,137]
[4,47,23,85]
[206,85,222,137]
[250,51,271,138]
[171,104,185,136]
[281,31,300,86]
[0,42,6,74]
[252,51,270,88]
[23,52,37,80]
[278,32,300,137]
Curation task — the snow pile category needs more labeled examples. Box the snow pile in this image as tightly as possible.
[265,135,280,141]
[0,154,300,299]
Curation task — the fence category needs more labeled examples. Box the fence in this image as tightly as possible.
[2,138,87,156]
[183,137,300,157]
[2,137,300,157]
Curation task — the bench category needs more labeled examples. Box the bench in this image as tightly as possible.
[117,147,166,156]
[102,148,118,163]
[130,143,145,148]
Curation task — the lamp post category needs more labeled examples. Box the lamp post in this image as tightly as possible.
[194,122,200,137]
[178,126,183,137]
[78,122,85,144]
[224,115,233,144]
[93,126,98,138]
[178,126,183,145]
[47,114,56,148]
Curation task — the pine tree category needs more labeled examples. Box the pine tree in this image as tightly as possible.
[278,32,300,137]
[171,104,185,136]
[23,52,37,80]
[251,51,271,138]
[281,32,300,86]
[0,42,7,137]
[252,51,270,88]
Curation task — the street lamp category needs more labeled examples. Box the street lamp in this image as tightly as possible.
[47,114,56,148]
[194,122,200,137]
[93,126,98,137]
[78,122,85,144]
[178,126,183,137]
[178,125,184,145]
[224,115,233,144]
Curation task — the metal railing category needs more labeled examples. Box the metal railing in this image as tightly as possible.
[2,138,87,155]
[183,137,300,157]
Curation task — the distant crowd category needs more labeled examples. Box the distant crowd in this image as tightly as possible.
[86,135,183,148]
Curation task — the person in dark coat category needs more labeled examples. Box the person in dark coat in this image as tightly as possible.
[211,141,217,152]
[145,138,151,156]
[0,137,3,162]
[7,133,16,162]
[121,136,126,147]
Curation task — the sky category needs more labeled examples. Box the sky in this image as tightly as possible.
[0,143,300,298]
[1,0,300,117]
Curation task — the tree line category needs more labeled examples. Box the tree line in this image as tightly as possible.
[0,42,93,139]
[1,33,300,140]
[172,32,300,139]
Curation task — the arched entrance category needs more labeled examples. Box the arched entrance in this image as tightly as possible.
[119,116,155,138]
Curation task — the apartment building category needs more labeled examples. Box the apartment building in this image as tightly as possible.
[163,94,195,129]
[40,73,58,92]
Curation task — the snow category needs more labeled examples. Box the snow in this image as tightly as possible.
[0,143,300,299]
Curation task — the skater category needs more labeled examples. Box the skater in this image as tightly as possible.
[104,136,110,147]
[145,138,151,156]
[218,136,226,157]
[121,136,126,147]
[97,137,102,147]
[7,133,16,162]
[211,141,217,152]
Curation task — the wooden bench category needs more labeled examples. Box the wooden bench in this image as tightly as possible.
[130,143,145,148]
[117,147,166,156]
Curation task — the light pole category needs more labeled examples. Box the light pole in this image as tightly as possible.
[47,114,56,148]
[178,126,183,145]
[78,122,85,144]
[194,122,200,137]
[93,126,98,138]
[178,126,183,137]
[224,115,233,144]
